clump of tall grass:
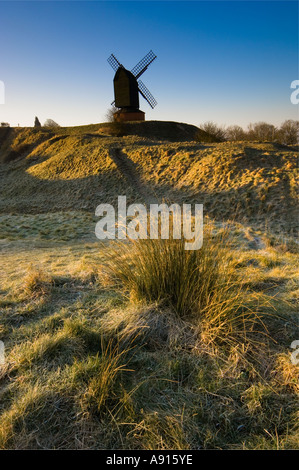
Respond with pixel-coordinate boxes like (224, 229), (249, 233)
(100, 224), (263, 346)
(100, 227), (218, 315)
(79, 338), (134, 416)
(22, 266), (53, 299)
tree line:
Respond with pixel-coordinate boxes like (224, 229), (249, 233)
(200, 120), (299, 145)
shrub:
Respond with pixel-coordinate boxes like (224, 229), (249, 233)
(104, 106), (126, 136)
(105, 106), (119, 123)
(43, 119), (60, 128)
(247, 122), (277, 141)
(277, 120), (299, 145)
(202, 120), (299, 144)
(226, 125), (246, 141)
(199, 121), (226, 142)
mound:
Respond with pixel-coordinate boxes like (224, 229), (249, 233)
(97, 120), (217, 142)
(0, 122), (297, 233)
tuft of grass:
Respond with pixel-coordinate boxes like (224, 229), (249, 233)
(129, 411), (191, 450)
(100, 225), (264, 348)
(21, 266), (53, 299)
(100, 226), (225, 315)
(273, 354), (299, 393)
(79, 339), (133, 416)
(8, 327), (84, 371)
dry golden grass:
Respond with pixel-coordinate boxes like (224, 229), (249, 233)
(99, 224), (265, 352)
(0, 125), (297, 234)
(0, 123), (298, 449)
(21, 266), (53, 299)
(0, 220), (298, 449)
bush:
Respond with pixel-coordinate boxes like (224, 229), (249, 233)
(201, 120), (298, 144)
(247, 122), (277, 141)
(105, 106), (119, 123)
(226, 125), (246, 141)
(200, 121), (226, 142)
(44, 119), (60, 128)
(277, 120), (299, 145)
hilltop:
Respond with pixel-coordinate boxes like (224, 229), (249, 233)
(0, 121), (297, 233)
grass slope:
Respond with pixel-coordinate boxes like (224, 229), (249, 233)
(0, 122), (298, 450)
(0, 123), (298, 233)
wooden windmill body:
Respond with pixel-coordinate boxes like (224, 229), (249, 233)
(107, 50), (157, 122)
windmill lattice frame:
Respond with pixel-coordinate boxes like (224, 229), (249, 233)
(107, 50), (157, 114)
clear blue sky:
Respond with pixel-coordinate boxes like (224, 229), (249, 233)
(1, 1), (298, 128)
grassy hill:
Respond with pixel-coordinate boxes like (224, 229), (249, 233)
(0, 122), (297, 233)
(0, 121), (298, 450)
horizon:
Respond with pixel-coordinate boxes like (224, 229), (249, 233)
(1, 0), (298, 128)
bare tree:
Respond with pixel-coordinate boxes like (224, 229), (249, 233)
(226, 125), (246, 141)
(278, 120), (299, 145)
(105, 106), (119, 123)
(247, 122), (277, 141)
(200, 121), (226, 141)
(44, 119), (60, 128)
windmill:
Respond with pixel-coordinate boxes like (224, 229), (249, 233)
(107, 50), (157, 122)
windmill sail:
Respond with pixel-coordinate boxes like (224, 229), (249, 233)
(138, 80), (157, 109)
(107, 51), (157, 113)
(107, 54), (123, 72)
(131, 50), (157, 79)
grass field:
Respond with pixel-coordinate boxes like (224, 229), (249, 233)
(0, 122), (298, 449)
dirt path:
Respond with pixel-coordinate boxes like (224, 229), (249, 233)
(109, 148), (158, 204)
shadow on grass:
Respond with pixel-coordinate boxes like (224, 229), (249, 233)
(0, 136), (297, 234)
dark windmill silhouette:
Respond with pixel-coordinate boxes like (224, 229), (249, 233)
(107, 50), (157, 122)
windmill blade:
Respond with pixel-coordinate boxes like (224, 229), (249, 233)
(107, 54), (123, 72)
(131, 50), (157, 79)
(138, 80), (157, 109)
